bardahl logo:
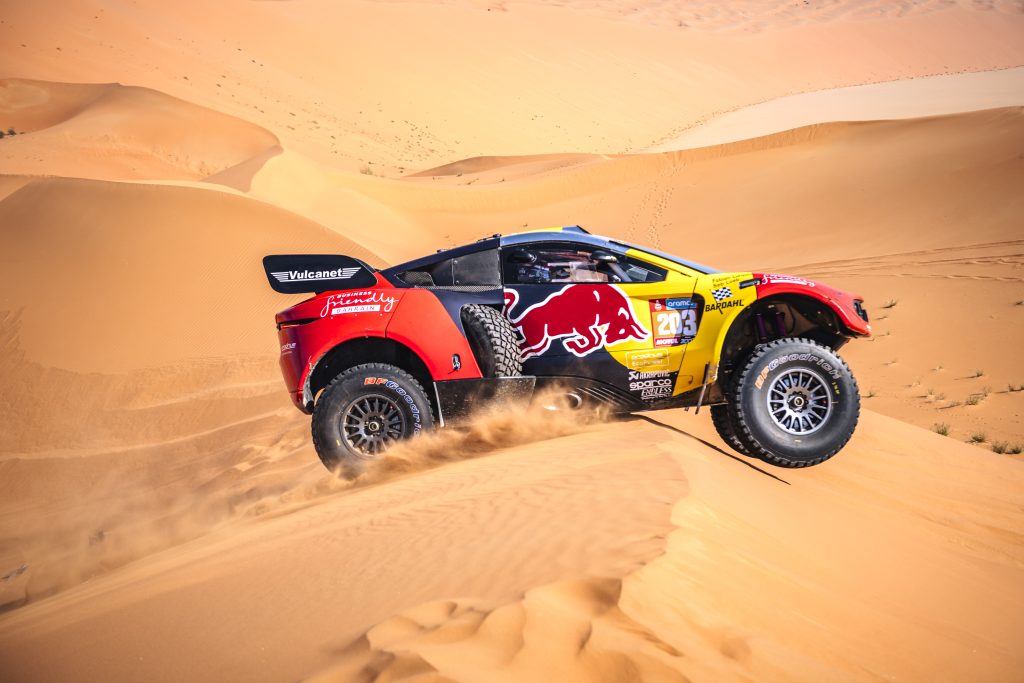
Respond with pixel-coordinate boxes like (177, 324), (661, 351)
(705, 299), (743, 313)
(271, 267), (360, 283)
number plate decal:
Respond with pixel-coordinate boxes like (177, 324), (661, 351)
(650, 298), (700, 348)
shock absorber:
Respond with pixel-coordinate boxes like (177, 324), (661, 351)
(774, 310), (787, 337)
(754, 313), (768, 343)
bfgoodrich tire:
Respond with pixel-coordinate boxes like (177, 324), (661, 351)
(729, 338), (860, 467)
(311, 363), (434, 476)
(710, 403), (751, 456)
(461, 304), (523, 377)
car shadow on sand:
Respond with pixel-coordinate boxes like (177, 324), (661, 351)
(627, 414), (791, 485)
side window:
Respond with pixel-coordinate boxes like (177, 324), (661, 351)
(503, 243), (666, 285)
(619, 259), (665, 283)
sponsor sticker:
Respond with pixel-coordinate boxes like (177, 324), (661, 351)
(281, 342), (297, 354)
(629, 369), (670, 380)
(320, 291), (397, 318)
(762, 274), (816, 288)
(625, 349), (671, 372)
(650, 298), (698, 347)
(711, 273), (745, 288)
(503, 285), (649, 359)
(704, 299), (743, 314)
(628, 377), (674, 400)
(271, 267), (360, 283)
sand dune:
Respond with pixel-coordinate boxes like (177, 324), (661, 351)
(1, 409), (1021, 682)
(648, 66), (1024, 152)
(0, 79), (279, 183)
(2, 1), (1024, 681)
(0, 176), (376, 373)
(3, 0), (1023, 172)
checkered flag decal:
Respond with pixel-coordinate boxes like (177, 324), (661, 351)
(711, 286), (732, 302)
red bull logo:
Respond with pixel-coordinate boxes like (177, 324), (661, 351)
(503, 285), (650, 360)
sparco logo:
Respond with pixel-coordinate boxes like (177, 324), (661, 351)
(271, 267), (360, 283)
(629, 376), (673, 399)
(705, 299), (742, 313)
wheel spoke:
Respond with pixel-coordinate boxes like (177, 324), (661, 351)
(340, 392), (410, 457)
(765, 367), (833, 435)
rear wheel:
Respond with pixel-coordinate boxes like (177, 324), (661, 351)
(311, 363), (434, 476)
(727, 338), (860, 468)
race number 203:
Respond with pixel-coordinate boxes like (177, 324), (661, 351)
(650, 298), (699, 348)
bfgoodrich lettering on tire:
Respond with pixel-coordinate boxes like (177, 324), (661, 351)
(728, 338), (860, 467)
(311, 363), (434, 477)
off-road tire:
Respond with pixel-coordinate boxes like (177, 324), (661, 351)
(461, 304), (523, 377)
(311, 363), (435, 477)
(710, 403), (751, 456)
(728, 338), (860, 468)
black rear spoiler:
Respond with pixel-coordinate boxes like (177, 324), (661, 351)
(262, 254), (378, 294)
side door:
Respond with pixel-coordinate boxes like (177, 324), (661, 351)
(500, 241), (698, 402)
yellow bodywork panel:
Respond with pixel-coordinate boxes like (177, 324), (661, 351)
(603, 247), (755, 396)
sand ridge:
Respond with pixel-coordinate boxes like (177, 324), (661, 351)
(1, 1), (1024, 680)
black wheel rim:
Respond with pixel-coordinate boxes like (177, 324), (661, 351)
(765, 368), (832, 435)
(341, 393), (407, 457)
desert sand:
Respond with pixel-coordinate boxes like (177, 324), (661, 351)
(2, 1), (1024, 681)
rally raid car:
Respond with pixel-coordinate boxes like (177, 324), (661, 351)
(265, 226), (870, 475)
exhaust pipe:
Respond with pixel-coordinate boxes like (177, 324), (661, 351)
(541, 391), (584, 411)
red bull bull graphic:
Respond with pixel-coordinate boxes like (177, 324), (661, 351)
(503, 285), (650, 360)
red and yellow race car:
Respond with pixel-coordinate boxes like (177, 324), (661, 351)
(265, 226), (870, 475)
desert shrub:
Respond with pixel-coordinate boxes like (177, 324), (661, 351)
(932, 423), (950, 436)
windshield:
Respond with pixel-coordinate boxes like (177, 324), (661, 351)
(611, 240), (719, 274)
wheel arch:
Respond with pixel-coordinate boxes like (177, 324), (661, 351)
(304, 336), (436, 415)
(715, 293), (855, 386)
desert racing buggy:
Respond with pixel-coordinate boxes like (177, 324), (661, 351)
(265, 226), (870, 475)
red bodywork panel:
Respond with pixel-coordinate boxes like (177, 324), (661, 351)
(275, 273), (483, 412)
(753, 273), (871, 337)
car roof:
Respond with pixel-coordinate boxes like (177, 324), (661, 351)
(382, 225), (718, 275)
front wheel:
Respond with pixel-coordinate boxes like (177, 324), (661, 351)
(311, 363), (435, 476)
(727, 338), (860, 468)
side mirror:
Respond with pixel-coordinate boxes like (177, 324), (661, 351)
(509, 249), (537, 264)
(591, 250), (619, 264)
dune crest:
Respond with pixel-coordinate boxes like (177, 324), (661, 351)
(306, 411), (1024, 683)
(0, 79), (279, 183)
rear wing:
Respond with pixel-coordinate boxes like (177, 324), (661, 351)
(262, 254), (378, 294)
